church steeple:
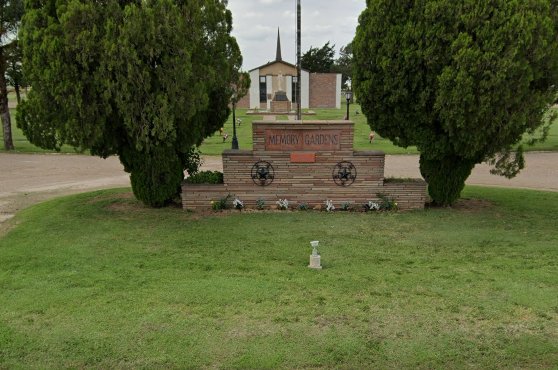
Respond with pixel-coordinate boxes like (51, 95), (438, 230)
(275, 28), (282, 61)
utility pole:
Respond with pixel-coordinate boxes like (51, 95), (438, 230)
(296, 0), (301, 121)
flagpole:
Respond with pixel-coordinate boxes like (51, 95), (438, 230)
(296, 0), (302, 121)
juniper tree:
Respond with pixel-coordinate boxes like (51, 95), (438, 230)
(18, 0), (243, 206)
(1, 0), (23, 150)
(301, 42), (336, 73)
(353, 0), (558, 205)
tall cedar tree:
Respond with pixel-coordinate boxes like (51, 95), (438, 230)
(354, 0), (558, 206)
(334, 42), (353, 88)
(18, 0), (244, 207)
(6, 40), (25, 105)
(301, 42), (335, 73)
(1, 0), (23, 150)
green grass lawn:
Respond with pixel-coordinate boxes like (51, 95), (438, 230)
(199, 104), (419, 156)
(1, 187), (557, 368)
(0, 109), (76, 153)
(2, 100), (558, 155)
(202, 104), (558, 155)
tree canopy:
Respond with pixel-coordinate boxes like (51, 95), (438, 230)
(334, 42), (352, 88)
(354, 0), (558, 205)
(18, 0), (244, 207)
(5, 40), (25, 104)
(301, 41), (335, 73)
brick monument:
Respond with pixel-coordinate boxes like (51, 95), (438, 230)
(182, 120), (427, 210)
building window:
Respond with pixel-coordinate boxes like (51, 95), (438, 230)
(259, 76), (267, 103)
(291, 76), (298, 103)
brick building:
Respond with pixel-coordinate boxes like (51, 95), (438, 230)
(236, 29), (342, 110)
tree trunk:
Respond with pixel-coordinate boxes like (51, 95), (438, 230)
(419, 154), (476, 206)
(0, 50), (15, 151)
(15, 83), (21, 105)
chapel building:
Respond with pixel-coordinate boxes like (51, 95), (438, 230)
(236, 29), (342, 110)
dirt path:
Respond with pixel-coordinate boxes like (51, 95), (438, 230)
(1, 152), (557, 226)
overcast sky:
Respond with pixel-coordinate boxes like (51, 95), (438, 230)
(227, 0), (367, 70)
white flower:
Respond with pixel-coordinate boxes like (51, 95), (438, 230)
(325, 200), (335, 212)
(368, 201), (380, 211)
(276, 198), (289, 210)
(233, 198), (244, 210)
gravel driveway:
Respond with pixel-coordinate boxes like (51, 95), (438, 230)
(1, 152), (557, 225)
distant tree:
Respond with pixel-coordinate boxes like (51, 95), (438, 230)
(18, 0), (244, 207)
(354, 0), (558, 206)
(0, 0), (23, 150)
(301, 41), (335, 73)
(230, 71), (250, 107)
(5, 40), (25, 104)
(334, 42), (353, 88)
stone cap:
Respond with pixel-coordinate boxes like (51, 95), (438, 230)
(222, 149), (253, 156)
(354, 150), (385, 156)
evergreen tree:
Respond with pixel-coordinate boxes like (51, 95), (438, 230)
(5, 40), (25, 104)
(334, 42), (352, 88)
(0, 0), (23, 150)
(18, 0), (243, 207)
(301, 41), (335, 73)
(354, 0), (558, 206)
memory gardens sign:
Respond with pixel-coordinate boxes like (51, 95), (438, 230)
(182, 120), (428, 211)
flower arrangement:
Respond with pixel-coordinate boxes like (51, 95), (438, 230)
(276, 198), (289, 210)
(325, 200), (335, 212)
(232, 198), (244, 211)
(256, 198), (266, 210)
(363, 201), (380, 212)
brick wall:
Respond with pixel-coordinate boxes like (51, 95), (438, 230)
(182, 120), (428, 211)
(309, 73), (337, 108)
(236, 94), (250, 109)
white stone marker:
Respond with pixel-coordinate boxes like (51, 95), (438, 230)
(308, 240), (322, 269)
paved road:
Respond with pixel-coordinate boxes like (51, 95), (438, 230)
(1, 152), (557, 224)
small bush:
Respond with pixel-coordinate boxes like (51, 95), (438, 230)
(384, 177), (418, 183)
(256, 198), (266, 210)
(212, 194), (232, 210)
(377, 193), (398, 211)
(298, 202), (309, 211)
(185, 171), (224, 184)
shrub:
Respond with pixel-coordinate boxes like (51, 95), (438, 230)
(377, 193), (398, 211)
(185, 171), (224, 184)
(297, 202), (309, 211)
(211, 194), (231, 211)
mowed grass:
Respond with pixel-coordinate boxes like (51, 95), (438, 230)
(202, 104), (558, 155)
(3, 98), (557, 154)
(199, 103), (419, 155)
(0, 109), (76, 153)
(0, 187), (557, 368)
